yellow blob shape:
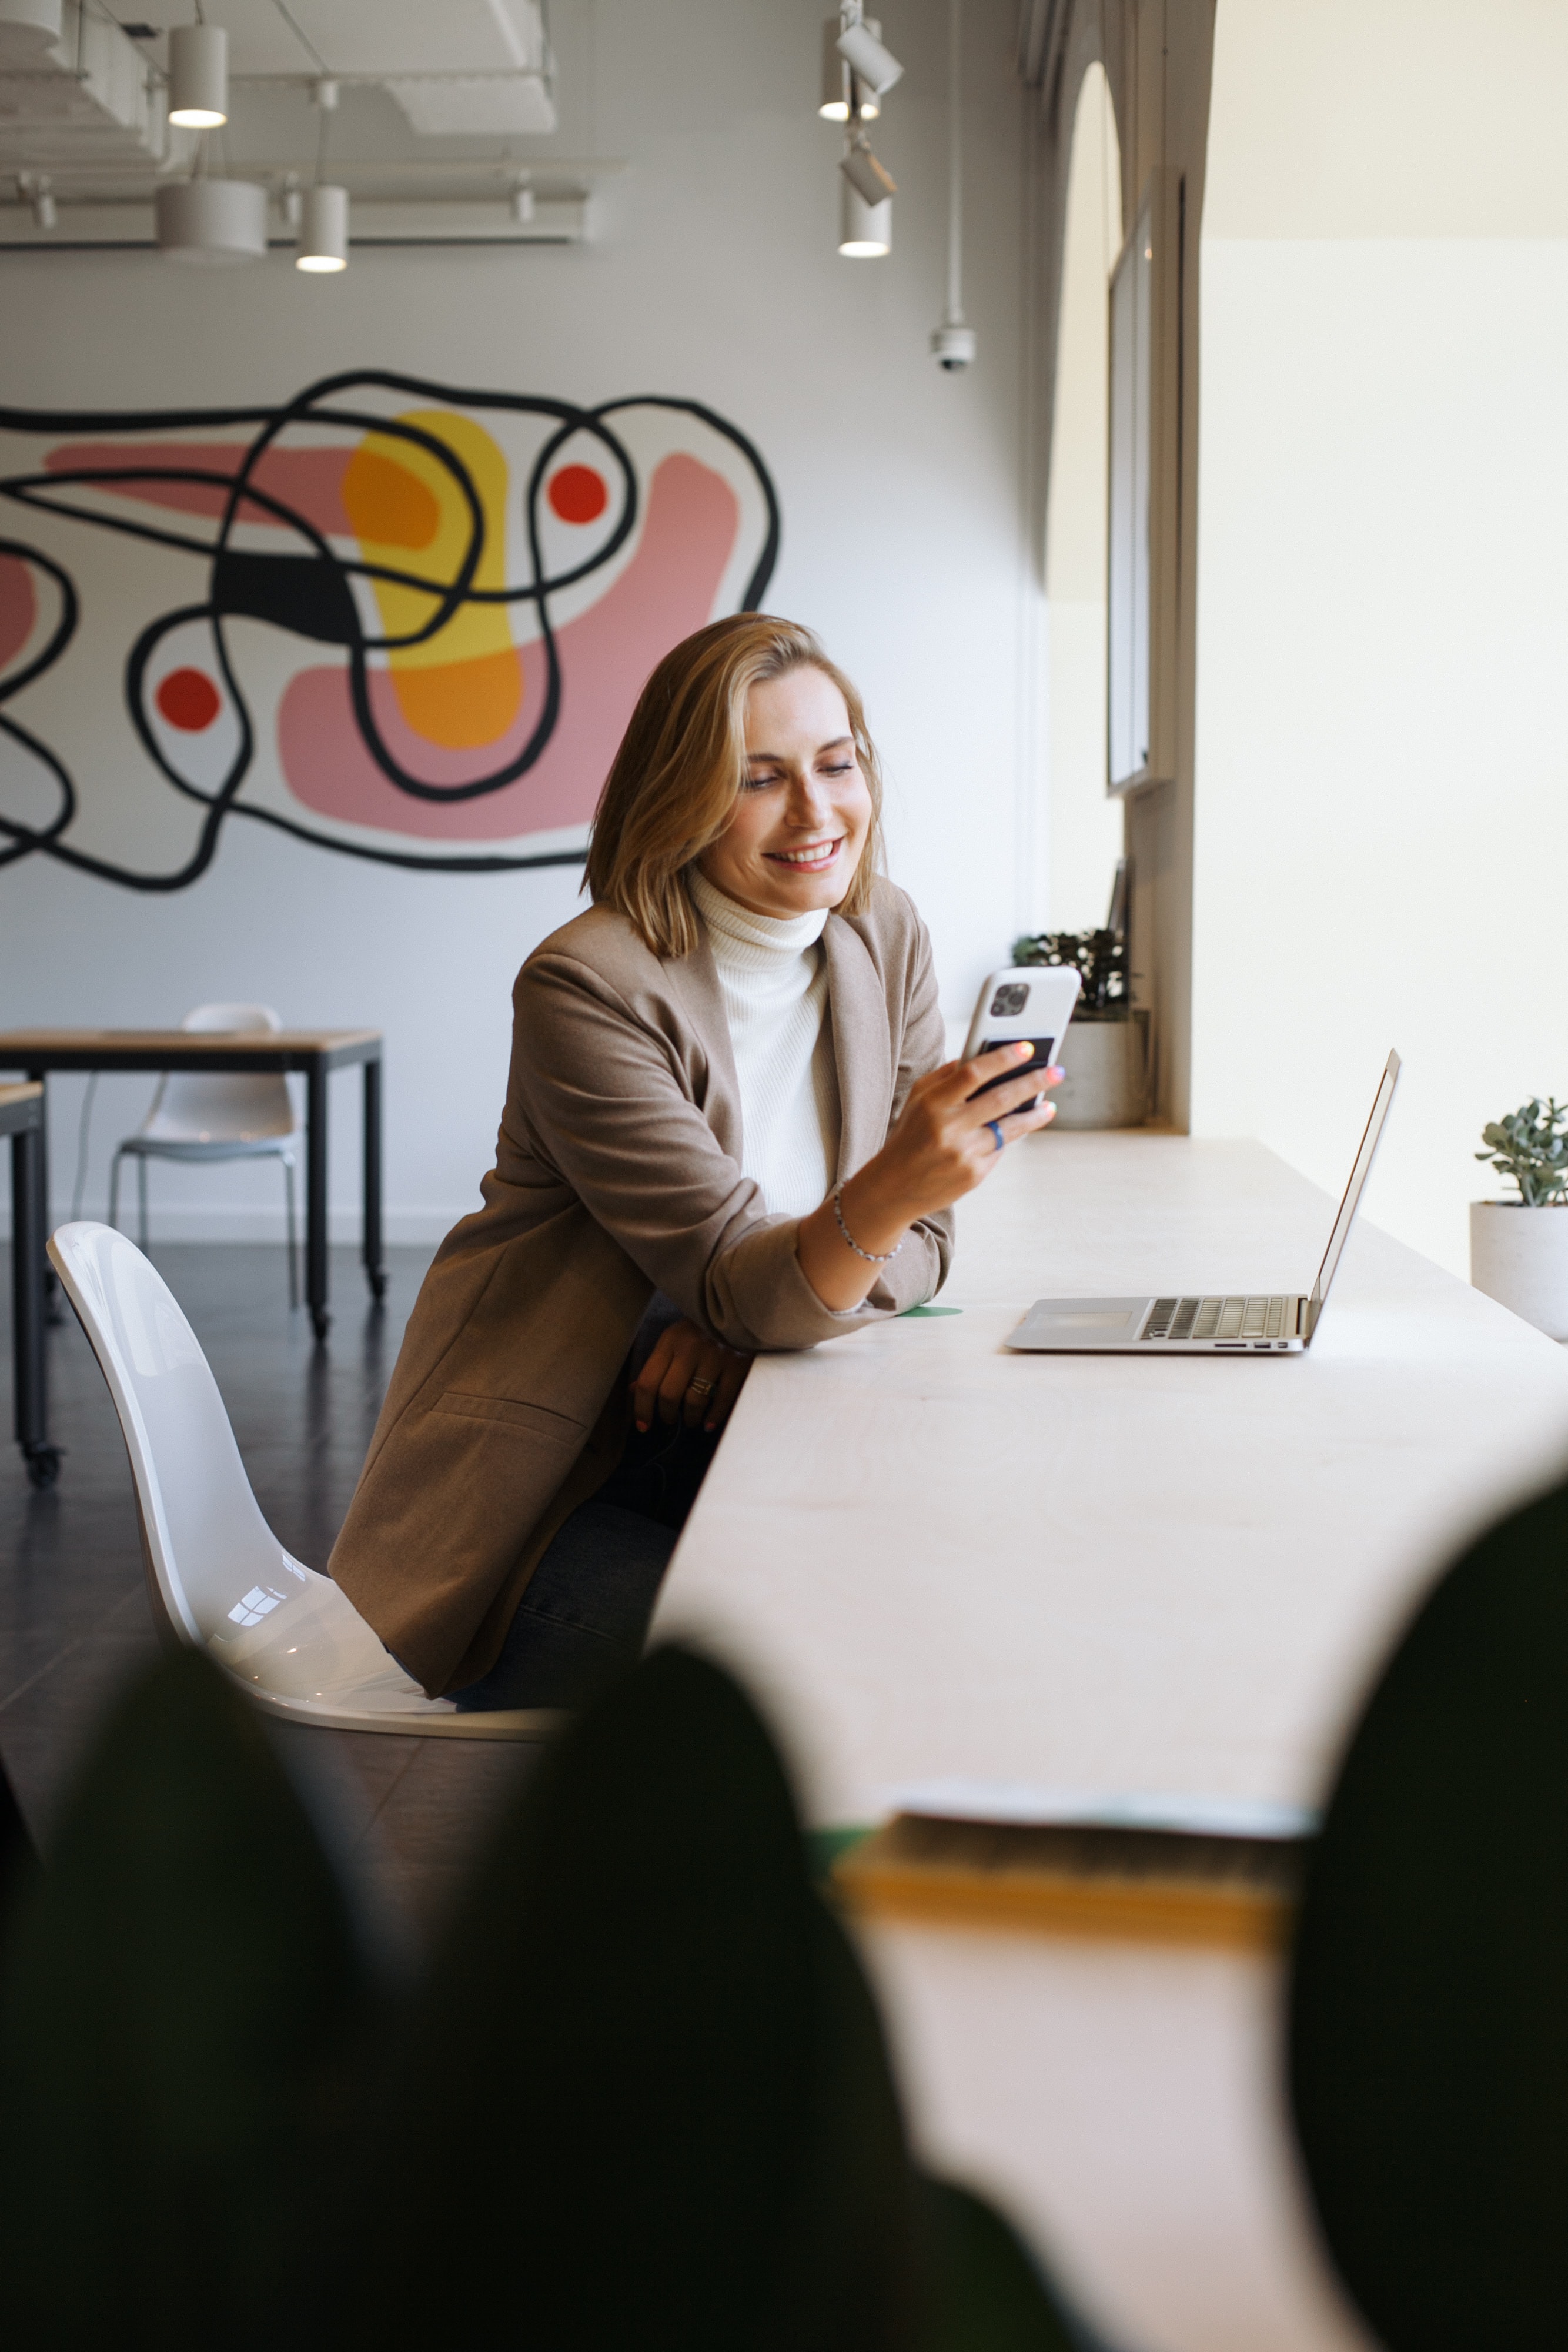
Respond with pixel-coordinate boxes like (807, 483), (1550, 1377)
(389, 649), (526, 751)
(340, 448), (440, 550)
(350, 409), (521, 749)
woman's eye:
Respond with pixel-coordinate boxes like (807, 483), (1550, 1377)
(744, 770), (782, 791)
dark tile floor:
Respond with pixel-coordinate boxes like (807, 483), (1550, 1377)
(0, 1242), (536, 1956)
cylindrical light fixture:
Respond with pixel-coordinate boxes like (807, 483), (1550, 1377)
(155, 178), (266, 265)
(30, 178), (56, 231)
(838, 178), (891, 258)
(818, 16), (850, 118)
(0, 0), (62, 59)
(511, 178), (534, 224)
(168, 22), (229, 128)
(835, 16), (904, 96)
(296, 182), (349, 272)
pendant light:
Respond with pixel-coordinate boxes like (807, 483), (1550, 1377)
(930, 0), (976, 369)
(0, 0), (62, 59)
(297, 182), (348, 272)
(296, 78), (349, 274)
(838, 178), (891, 259)
(156, 176), (266, 265)
(168, 21), (229, 128)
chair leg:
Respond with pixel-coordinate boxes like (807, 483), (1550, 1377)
(108, 1148), (123, 1234)
(282, 1153), (299, 1311)
(136, 1155), (149, 1253)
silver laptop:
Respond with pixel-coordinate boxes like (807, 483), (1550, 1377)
(1008, 1051), (1401, 1355)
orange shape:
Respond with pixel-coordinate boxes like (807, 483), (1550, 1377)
(390, 647), (522, 750)
(156, 667), (221, 731)
(341, 446), (442, 550)
(548, 463), (609, 524)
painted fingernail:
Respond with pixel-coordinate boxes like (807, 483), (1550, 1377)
(1015, 1040), (1032, 1056)
(1048, 1065), (1065, 1080)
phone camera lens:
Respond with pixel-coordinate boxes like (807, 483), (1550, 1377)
(989, 983), (1029, 1017)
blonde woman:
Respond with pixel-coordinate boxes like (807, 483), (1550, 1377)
(329, 616), (1060, 1708)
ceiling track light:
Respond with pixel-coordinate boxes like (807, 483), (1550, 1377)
(511, 176), (534, 224)
(297, 182), (348, 272)
(835, 11), (904, 98)
(19, 171), (56, 230)
(167, 21), (229, 129)
(840, 136), (895, 209)
(819, 14), (881, 121)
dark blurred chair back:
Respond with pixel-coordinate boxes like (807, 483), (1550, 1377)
(1289, 1474), (1568, 2347)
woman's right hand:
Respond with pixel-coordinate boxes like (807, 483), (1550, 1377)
(794, 1041), (1062, 1312)
(865, 1041), (1063, 1225)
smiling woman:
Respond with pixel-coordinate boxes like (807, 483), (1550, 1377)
(328, 616), (1061, 1711)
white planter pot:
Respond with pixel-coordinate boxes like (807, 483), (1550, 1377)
(1051, 1010), (1149, 1131)
(1470, 1201), (1568, 1339)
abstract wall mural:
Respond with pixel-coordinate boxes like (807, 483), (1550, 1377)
(0, 372), (780, 888)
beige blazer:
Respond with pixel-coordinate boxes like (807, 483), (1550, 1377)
(329, 876), (954, 1695)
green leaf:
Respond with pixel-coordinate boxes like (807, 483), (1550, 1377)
(0, 1649), (369, 2348)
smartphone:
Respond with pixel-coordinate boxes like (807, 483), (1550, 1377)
(962, 966), (1081, 1100)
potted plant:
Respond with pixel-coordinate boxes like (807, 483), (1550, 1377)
(1470, 1097), (1568, 1339)
(1011, 924), (1148, 1128)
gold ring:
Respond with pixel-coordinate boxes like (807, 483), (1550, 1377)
(687, 1375), (716, 1397)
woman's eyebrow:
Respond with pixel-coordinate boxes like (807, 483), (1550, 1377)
(745, 734), (854, 763)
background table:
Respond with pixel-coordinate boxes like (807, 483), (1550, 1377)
(654, 1131), (1568, 2352)
(0, 1030), (384, 1342)
(0, 1082), (52, 1488)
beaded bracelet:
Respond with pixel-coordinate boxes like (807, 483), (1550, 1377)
(832, 1182), (905, 1265)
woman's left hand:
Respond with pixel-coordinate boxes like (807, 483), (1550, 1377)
(631, 1317), (753, 1434)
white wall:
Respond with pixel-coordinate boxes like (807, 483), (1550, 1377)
(1193, 0), (1568, 1274)
(0, 0), (1034, 1240)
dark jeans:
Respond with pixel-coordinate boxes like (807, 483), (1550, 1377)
(449, 1420), (720, 1713)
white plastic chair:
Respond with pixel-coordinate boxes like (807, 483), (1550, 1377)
(48, 1221), (554, 1740)
(108, 1004), (300, 1307)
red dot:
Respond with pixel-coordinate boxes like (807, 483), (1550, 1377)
(156, 667), (222, 731)
(547, 464), (609, 524)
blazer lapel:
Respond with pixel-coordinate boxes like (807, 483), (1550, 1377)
(823, 914), (893, 1181)
(662, 925), (745, 1166)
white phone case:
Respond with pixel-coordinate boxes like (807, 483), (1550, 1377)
(962, 966), (1082, 1094)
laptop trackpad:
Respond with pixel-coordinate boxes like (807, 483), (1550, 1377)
(1008, 1298), (1150, 1349)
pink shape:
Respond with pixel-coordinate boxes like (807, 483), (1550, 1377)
(42, 441), (355, 537)
(0, 554), (36, 670)
(275, 453), (741, 841)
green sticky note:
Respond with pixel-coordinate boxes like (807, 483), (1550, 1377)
(901, 1304), (962, 1318)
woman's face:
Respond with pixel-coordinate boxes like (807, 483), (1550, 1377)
(698, 666), (874, 919)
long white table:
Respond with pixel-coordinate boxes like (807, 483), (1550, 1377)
(653, 1132), (1568, 2352)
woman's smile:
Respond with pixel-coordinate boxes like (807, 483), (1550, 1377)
(765, 836), (842, 870)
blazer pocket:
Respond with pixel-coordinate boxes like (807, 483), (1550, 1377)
(433, 1390), (585, 1443)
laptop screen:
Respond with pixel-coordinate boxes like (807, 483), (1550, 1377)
(1310, 1051), (1402, 1314)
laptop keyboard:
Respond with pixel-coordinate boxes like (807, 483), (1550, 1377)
(1143, 1295), (1295, 1342)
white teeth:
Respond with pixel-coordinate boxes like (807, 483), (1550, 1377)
(772, 841), (838, 866)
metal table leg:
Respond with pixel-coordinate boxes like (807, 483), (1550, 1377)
(306, 1060), (330, 1341)
(29, 1067), (62, 1326)
(363, 1054), (386, 1302)
(12, 1121), (58, 1488)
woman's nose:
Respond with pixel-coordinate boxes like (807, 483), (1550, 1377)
(785, 772), (832, 827)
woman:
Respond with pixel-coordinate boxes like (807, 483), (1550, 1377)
(329, 616), (1059, 1706)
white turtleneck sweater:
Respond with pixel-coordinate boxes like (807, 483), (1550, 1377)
(688, 868), (841, 1220)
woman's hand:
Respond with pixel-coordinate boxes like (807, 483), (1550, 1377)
(631, 1317), (753, 1435)
(795, 1041), (1064, 1312)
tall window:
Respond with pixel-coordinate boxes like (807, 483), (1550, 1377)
(1044, 62), (1124, 929)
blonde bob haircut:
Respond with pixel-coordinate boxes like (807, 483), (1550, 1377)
(584, 613), (884, 961)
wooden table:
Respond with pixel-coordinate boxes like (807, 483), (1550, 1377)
(0, 1082), (52, 1488)
(653, 1131), (1568, 2352)
(0, 1031), (385, 1342)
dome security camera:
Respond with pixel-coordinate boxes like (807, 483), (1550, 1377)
(931, 323), (977, 372)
